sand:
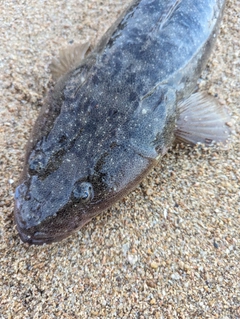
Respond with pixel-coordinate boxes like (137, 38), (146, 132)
(0, 0), (239, 318)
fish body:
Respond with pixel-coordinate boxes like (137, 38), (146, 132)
(15, 0), (227, 244)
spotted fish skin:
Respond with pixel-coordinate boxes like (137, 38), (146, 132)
(15, 0), (226, 244)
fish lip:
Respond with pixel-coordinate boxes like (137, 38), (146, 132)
(14, 211), (69, 245)
(15, 221), (68, 245)
(14, 203), (66, 245)
(14, 183), (70, 245)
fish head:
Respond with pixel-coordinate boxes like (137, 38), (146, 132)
(14, 136), (153, 245)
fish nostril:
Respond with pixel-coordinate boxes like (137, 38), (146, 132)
(28, 151), (47, 174)
(25, 193), (31, 201)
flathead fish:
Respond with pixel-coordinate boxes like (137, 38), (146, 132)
(14, 0), (230, 244)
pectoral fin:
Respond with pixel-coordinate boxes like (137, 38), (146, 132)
(50, 42), (92, 81)
(175, 92), (232, 146)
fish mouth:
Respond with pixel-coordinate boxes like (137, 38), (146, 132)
(15, 217), (70, 245)
(18, 231), (67, 245)
(14, 201), (70, 245)
(14, 182), (74, 245)
(16, 225), (49, 245)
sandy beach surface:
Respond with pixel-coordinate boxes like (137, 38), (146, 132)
(0, 0), (239, 318)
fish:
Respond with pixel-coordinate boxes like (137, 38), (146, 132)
(14, 0), (230, 245)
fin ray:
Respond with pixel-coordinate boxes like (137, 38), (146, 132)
(175, 92), (232, 146)
(50, 42), (92, 81)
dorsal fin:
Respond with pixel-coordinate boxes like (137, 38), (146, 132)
(49, 42), (92, 81)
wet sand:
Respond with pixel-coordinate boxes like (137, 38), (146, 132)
(0, 0), (239, 318)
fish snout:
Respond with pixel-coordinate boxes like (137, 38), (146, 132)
(14, 183), (50, 245)
(14, 204), (64, 245)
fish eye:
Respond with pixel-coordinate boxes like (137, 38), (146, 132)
(72, 182), (94, 203)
